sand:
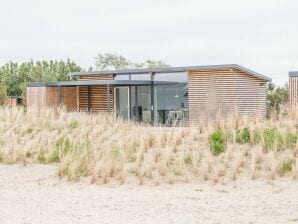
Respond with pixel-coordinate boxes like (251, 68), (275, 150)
(0, 164), (297, 224)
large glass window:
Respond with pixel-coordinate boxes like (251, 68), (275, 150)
(113, 71), (188, 126)
(154, 84), (188, 126)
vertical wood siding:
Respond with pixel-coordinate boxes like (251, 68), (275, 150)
(188, 68), (267, 126)
(26, 87), (47, 109)
(78, 75), (114, 112)
(289, 76), (298, 107)
(26, 86), (77, 111)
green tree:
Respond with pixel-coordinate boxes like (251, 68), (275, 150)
(0, 84), (7, 106)
(267, 82), (288, 116)
(94, 52), (170, 70)
(0, 59), (82, 97)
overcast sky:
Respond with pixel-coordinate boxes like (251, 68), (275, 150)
(0, 0), (297, 85)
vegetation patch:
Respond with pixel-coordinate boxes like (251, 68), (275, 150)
(236, 127), (250, 144)
(68, 119), (79, 129)
(280, 160), (295, 173)
(209, 130), (226, 155)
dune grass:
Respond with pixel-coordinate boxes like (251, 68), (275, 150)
(0, 106), (297, 184)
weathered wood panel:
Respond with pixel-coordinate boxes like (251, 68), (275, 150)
(26, 86), (77, 111)
(188, 68), (267, 126)
(26, 87), (47, 109)
(289, 76), (298, 107)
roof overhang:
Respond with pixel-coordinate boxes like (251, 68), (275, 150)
(71, 64), (272, 82)
(27, 80), (185, 87)
(289, 71), (298, 77)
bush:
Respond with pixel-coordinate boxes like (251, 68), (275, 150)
(236, 127), (250, 144)
(262, 128), (282, 150)
(183, 155), (192, 165)
(280, 160), (295, 173)
(48, 148), (60, 163)
(209, 130), (226, 155)
(37, 152), (46, 163)
(284, 133), (298, 149)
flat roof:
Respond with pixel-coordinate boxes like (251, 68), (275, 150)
(289, 71), (298, 77)
(71, 64), (272, 82)
(27, 80), (184, 87)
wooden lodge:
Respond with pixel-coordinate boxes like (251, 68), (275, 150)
(27, 64), (271, 126)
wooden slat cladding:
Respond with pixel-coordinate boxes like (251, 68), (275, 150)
(77, 74), (114, 112)
(188, 68), (267, 126)
(289, 76), (298, 107)
(78, 86), (114, 112)
(61, 87), (77, 111)
(78, 75), (113, 81)
(91, 86), (114, 112)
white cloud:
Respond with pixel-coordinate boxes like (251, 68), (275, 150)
(0, 0), (298, 85)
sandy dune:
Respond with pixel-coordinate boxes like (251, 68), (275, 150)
(0, 164), (297, 224)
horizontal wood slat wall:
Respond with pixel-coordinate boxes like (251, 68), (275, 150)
(79, 75), (113, 80)
(289, 76), (298, 107)
(78, 74), (114, 112)
(188, 68), (267, 126)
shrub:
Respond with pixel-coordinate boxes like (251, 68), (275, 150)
(280, 160), (295, 173)
(48, 148), (60, 163)
(236, 127), (250, 144)
(55, 137), (72, 154)
(284, 133), (298, 149)
(25, 151), (32, 158)
(26, 128), (33, 134)
(37, 152), (46, 163)
(209, 130), (226, 155)
(253, 131), (262, 145)
(183, 155), (192, 165)
(262, 128), (282, 150)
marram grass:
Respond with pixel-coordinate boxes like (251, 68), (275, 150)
(0, 106), (297, 184)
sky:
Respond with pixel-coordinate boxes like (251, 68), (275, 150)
(0, 0), (297, 85)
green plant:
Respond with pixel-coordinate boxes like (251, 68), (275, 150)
(262, 128), (281, 150)
(280, 160), (295, 173)
(236, 127), (250, 144)
(26, 128), (33, 134)
(48, 148), (60, 163)
(110, 148), (121, 160)
(25, 151), (32, 158)
(69, 119), (79, 129)
(183, 155), (192, 165)
(209, 130), (226, 155)
(253, 131), (262, 145)
(127, 149), (137, 163)
(55, 137), (72, 154)
(37, 152), (46, 163)
(284, 133), (298, 149)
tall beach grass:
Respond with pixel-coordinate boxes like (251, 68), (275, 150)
(0, 106), (297, 184)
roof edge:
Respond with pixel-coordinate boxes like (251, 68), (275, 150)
(70, 64), (271, 82)
(289, 71), (298, 77)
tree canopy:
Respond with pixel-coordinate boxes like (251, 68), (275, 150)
(0, 59), (82, 99)
(267, 82), (288, 116)
(94, 52), (170, 70)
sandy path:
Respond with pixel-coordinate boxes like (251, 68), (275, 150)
(0, 164), (297, 224)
